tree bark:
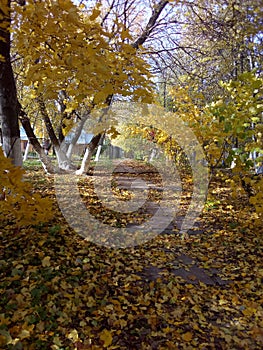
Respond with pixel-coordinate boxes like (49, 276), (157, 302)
(66, 112), (89, 160)
(23, 141), (30, 161)
(0, 0), (22, 166)
(37, 97), (76, 170)
(20, 114), (57, 173)
(94, 134), (105, 161)
(132, 0), (169, 49)
(57, 90), (67, 144)
(76, 134), (101, 175)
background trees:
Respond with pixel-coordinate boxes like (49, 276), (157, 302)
(8, 0), (171, 173)
(1, 0), (262, 197)
(148, 0), (263, 104)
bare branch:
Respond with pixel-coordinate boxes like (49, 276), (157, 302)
(101, 0), (116, 26)
(132, 0), (169, 49)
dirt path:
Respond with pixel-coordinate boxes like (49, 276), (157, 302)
(99, 159), (229, 286)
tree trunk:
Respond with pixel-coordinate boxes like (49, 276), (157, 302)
(23, 141), (30, 161)
(76, 134), (101, 175)
(0, 0), (22, 166)
(94, 133), (105, 161)
(57, 123), (65, 144)
(37, 98), (75, 170)
(20, 114), (57, 173)
(57, 90), (67, 144)
(94, 145), (102, 161)
(66, 113), (89, 160)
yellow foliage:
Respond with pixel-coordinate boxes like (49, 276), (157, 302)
(11, 0), (153, 146)
(249, 177), (263, 223)
(99, 329), (113, 347)
(182, 331), (193, 341)
(0, 149), (53, 226)
(13, 0), (153, 111)
(168, 77), (263, 220)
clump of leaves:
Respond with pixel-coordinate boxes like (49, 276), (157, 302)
(0, 149), (54, 226)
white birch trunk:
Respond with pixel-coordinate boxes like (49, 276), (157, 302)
(23, 141), (30, 161)
(55, 147), (72, 171)
(75, 147), (92, 175)
(76, 134), (101, 175)
(66, 143), (74, 160)
(95, 145), (102, 162)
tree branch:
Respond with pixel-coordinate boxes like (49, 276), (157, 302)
(132, 0), (169, 49)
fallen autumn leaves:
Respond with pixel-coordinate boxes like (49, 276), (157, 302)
(0, 164), (262, 349)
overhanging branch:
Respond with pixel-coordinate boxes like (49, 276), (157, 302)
(132, 0), (169, 49)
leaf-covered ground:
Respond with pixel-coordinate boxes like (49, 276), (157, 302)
(0, 162), (262, 349)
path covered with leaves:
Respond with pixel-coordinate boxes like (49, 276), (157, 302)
(0, 163), (262, 349)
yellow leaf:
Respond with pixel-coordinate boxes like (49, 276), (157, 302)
(18, 329), (30, 340)
(53, 336), (63, 346)
(0, 330), (12, 345)
(182, 331), (193, 341)
(0, 315), (10, 327)
(242, 308), (255, 317)
(100, 329), (113, 347)
(89, 8), (100, 21)
(121, 29), (131, 41)
(16, 294), (25, 306)
(93, 90), (107, 105)
(42, 256), (51, 267)
(67, 329), (79, 342)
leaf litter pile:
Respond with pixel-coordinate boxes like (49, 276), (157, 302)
(0, 161), (262, 349)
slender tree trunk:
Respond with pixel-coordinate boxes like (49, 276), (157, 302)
(57, 90), (67, 144)
(94, 145), (102, 161)
(57, 123), (65, 144)
(76, 134), (101, 175)
(23, 141), (30, 161)
(0, 0), (22, 166)
(75, 99), (112, 173)
(20, 114), (57, 173)
(66, 113), (89, 159)
(37, 98), (76, 170)
(94, 134), (105, 161)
